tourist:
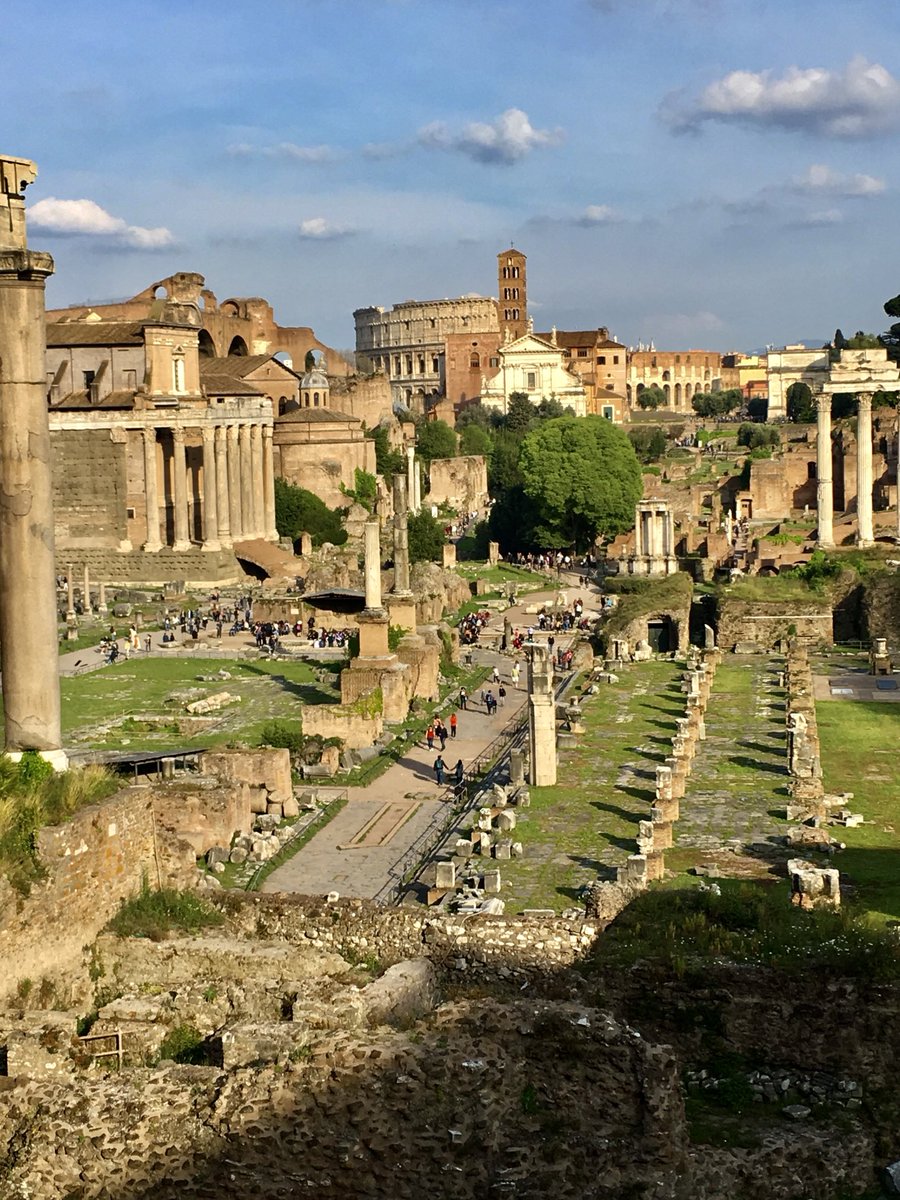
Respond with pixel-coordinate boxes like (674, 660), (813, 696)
(433, 754), (446, 786)
(459, 686), (468, 710)
(450, 712), (457, 739)
(511, 662), (521, 689)
(453, 759), (464, 793)
(426, 724), (435, 750)
(435, 719), (447, 751)
(498, 684), (507, 707)
(491, 664), (501, 684)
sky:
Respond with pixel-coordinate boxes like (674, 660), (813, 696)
(5, 0), (900, 354)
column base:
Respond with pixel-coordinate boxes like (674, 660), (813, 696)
(5, 748), (69, 772)
(143, 540), (163, 553)
(172, 540), (192, 553)
(201, 540), (222, 553)
(856, 538), (875, 549)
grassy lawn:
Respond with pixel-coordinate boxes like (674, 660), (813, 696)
(53, 657), (339, 753)
(496, 660), (684, 912)
(817, 696), (900, 923)
(453, 562), (549, 589)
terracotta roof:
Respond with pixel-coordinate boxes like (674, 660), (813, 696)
(200, 371), (264, 397)
(538, 330), (626, 349)
(46, 321), (145, 347)
(276, 405), (358, 424)
(201, 355), (300, 379)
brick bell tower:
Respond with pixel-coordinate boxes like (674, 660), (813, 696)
(497, 246), (527, 341)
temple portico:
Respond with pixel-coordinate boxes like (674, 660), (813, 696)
(620, 499), (678, 576)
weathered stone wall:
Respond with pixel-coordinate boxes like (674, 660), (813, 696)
(718, 597), (833, 650)
(328, 372), (395, 429)
(0, 788), (160, 1003)
(426, 454), (488, 512)
(50, 428), (127, 549)
(301, 702), (383, 749)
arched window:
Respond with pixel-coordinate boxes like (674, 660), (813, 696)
(313, 392), (320, 406)
(662, 370), (671, 382)
(470, 353), (480, 369)
(664, 384), (671, 402)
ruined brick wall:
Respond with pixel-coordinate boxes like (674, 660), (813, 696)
(329, 372), (394, 428)
(0, 788), (160, 1003)
(718, 598), (833, 650)
(426, 454), (488, 512)
(50, 427), (128, 549)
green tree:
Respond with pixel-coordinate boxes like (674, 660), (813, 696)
(304, 349), (317, 372)
(416, 419), (457, 464)
(488, 483), (540, 553)
(456, 400), (496, 431)
(505, 392), (535, 433)
(628, 426), (667, 463)
(488, 428), (524, 495)
(459, 423), (493, 458)
(691, 388), (742, 418)
(636, 384), (667, 410)
(407, 509), (445, 563)
(274, 478), (347, 547)
(737, 423), (780, 450)
(786, 381), (815, 423)
(517, 415), (642, 550)
(535, 396), (568, 420)
(366, 424), (405, 479)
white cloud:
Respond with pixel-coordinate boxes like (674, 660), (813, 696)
(787, 208), (844, 228)
(791, 163), (885, 197)
(28, 197), (173, 249)
(663, 57), (900, 138)
(228, 141), (337, 162)
(577, 204), (623, 226)
(298, 217), (356, 240)
(419, 108), (564, 164)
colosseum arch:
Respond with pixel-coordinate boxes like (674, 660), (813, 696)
(227, 335), (248, 357)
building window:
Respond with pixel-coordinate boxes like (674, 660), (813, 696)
(613, 355), (619, 364)
(489, 356), (499, 368)
(602, 406), (614, 420)
(432, 356), (439, 372)
(470, 353), (480, 369)
(313, 392), (320, 406)
(662, 370), (670, 382)
(527, 372), (536, 389)
(675, 355), (681, 364)
(83, 370), (95, 391)
(418, 357), (425, 374)
(512, 309), (519, 320)
(511, 287), (519, 299)
(597, 355), (606, 365)
(577, 348), (588, 358)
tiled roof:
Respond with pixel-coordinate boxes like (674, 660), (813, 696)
(51, 389), (137, 410)
(46, 321), (144, 347)
(277, 406), (357, 424)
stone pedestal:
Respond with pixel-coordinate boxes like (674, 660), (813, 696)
(442, 543), (457, 568)
(0, 157), (64, 760)
(357, 610), (390, 660)
(528, 646), (557, 787)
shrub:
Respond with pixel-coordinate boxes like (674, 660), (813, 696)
(106, 883), (224, 941)
(157, 1024), (209, 1065)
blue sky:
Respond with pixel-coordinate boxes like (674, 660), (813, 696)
(7, 0), (900, 353)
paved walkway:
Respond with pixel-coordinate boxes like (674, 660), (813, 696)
(263, 576), (598, 899)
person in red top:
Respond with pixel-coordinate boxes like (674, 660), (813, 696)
(426, 724), (435, 750)
(450, 712), (458, 739)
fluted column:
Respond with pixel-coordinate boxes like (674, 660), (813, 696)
(262, 424), (278, 541)
(171, 426), (191, 551)
(201, 425), (220, 551)
(214, 426), (232, 547)
(857, 392), (874, 547)
(634, 509), (644, 556)
(227, 424), (242, 539)
(239, 424), (253, 540)
(142, 426), (162, 550)
(815, 394), (834, 548)
(250, 423), (264, 538)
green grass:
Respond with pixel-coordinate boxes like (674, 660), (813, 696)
(723, 575), (824, 602)
(453, 563), (549, 589)
(105, 883), (224, 940)
(496, 660), (684, 911)
(817, 696), (900, 922)
(51, 657), (338, 752)
(591, 880), (900, 981)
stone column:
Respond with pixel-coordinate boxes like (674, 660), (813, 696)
(142, 426), (162, 551)
(528, 645), (557, 787)
(0, 156), (64, 758)
(98, 581), (107, 617)
(856, 392), (874, 547)
(66, 564), (76, 624)
(634, 507), (644, 556)
(250, 423), (264, 538)
(82, 564), (90, 614)
(262, 424), (278, 541)
(815, 394), (834, 548)
(406, 445), (418, 514)
(201, 425), (220, 551)
(171, 427), (191, 551)
(214, 425), (232, 548)
(227, 424), (242, 539)
(239, 424), (254, 540)
(413, 459), (422, 513)
(392, 473), (411, 593)
(364, 517), (383, 610)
